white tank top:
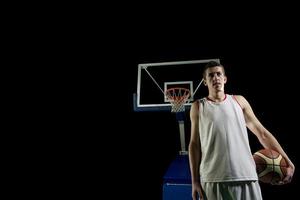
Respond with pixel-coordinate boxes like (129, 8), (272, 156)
(198, 94), (258, 182)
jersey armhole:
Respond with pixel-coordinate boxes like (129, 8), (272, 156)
(196, 99), (200, 111)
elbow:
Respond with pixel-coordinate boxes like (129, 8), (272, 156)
(257, 130), (274, 145)
(188, 142), (193, 152)
(259, 131), (268, 140)
(189, 141), (200, 152)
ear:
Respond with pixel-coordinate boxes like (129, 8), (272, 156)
(224, 76), (227, 84)
(203, 79), (207, 86)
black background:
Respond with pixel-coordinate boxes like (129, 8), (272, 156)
(12, 3), (300, 199)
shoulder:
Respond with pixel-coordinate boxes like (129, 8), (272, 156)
(231, 94), (245, 101)
(191, 98), (206, 107)
(231, 95), (250, 109)
(191, 99), (199, 107)
(190, 100), (201, 112)
(190, 100), (200, 119)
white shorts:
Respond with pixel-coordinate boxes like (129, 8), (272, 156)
(200, 181), (263, 200)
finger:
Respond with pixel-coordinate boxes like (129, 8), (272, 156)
(192, 193), (197, 200)
(283, 176), (292, 183)
(199, 194), (204, 200)
(271, 180), (284, 185)
(278, 181), (284, 185)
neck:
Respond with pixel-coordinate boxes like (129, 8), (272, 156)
(208, 92), (226, 102)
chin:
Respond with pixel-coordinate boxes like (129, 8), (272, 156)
(214, 86), (223, 90)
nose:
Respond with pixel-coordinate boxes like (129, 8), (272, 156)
(213, 73), (219, 80)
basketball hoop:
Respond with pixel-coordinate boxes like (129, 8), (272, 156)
(165, 87), (191, 112)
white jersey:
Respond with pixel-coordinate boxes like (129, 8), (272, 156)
(198, 94), (258, 182)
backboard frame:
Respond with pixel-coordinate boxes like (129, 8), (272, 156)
(134, 59), (220, 112)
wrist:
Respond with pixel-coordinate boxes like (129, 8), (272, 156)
(192, 179), (200, 184)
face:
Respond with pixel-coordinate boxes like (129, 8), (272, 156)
(203, 66), (227, 92)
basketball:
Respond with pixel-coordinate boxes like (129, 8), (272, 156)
(253, 149), (287, 184)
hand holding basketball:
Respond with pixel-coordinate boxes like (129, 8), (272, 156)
(253, 149), (290, 185)
(282, 159), (295, 184)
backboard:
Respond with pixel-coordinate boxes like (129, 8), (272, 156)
(133, 59), (221, 112)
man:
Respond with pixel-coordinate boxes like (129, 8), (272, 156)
(188, 61), (295, 200)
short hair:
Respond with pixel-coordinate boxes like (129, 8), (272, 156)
(202, 61), (225, 78)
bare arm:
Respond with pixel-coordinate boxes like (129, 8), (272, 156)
(188, 101), (204, 199)
(235, 95), (295, 184)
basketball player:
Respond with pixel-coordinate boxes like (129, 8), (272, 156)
(189, 61), (295, 200)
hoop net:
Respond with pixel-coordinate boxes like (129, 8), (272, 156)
(165, 87), (191, 112)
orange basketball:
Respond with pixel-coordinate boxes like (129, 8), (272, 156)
(253, 149), (287, 184)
